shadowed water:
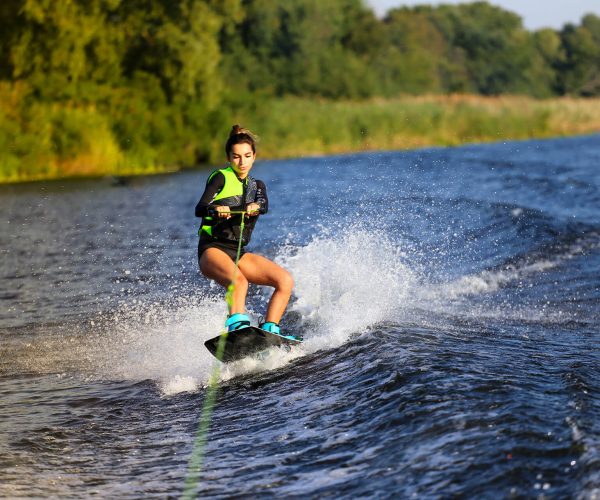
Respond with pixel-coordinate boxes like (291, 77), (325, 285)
(1, 135), (599, 498)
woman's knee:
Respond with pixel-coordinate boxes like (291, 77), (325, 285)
(233, 272), (249, 291)
(276, 270), (294, 294)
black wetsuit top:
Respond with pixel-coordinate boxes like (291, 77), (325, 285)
(195, 171), (268, 246)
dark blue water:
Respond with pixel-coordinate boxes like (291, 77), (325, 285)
(1, 135), (599, 498)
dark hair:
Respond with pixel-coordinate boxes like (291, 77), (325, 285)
(225, 125), (257, 157)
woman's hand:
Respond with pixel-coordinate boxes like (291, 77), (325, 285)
(215, 206), (232, 219)
(246, 203), (260, 216)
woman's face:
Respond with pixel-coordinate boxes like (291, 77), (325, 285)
(228, 143), (256, 179)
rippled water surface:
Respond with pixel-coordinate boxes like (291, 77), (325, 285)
(1, 135), (599, 498)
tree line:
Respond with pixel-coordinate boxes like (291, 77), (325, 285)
(1, 0), (599, 179)
(219, 0), (600, 98)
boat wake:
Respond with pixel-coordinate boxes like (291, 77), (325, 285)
(2, 223), (596, 395)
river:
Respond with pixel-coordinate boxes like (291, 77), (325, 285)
(1, 135), (599, 497)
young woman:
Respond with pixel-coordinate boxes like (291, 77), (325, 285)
(195, 125), (294, 335)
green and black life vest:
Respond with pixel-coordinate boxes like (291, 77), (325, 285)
(199, 166), (259, 245)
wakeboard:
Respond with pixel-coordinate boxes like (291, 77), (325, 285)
(204, 326), (302, 363)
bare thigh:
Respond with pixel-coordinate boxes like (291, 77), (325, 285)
(199, 247), (243, 287)
(238, 253), (292, 288)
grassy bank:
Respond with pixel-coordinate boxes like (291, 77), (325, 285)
(2, 93), (600, 183)
(246, 95), (600, 158)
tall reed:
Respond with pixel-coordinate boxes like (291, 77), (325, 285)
(2, 92), (600, 183)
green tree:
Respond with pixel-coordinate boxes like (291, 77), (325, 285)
(382, 7), (447, 94)
(430, 2), (535, 95)
(222, 0), (376, 99)
(0, 1), (22, 80)
(119, 0), (236, 105)
(9, 0), (125, 99)
(2, 0), (239, 172)
(528, 28), (563, 96)
(557, 21), (600, 95)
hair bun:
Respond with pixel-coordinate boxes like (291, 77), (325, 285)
(225, 124), (258, 156)
(230, 124), (251, 137)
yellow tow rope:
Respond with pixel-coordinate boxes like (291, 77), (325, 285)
(183, 211), (246, 499)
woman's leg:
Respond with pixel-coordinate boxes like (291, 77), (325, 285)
(238, 253), (294, 324)
(199, 248), (248, 314)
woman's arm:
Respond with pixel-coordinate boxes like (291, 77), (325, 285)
(195, 172), (225, 217)
(254, 180), (268, 215)
(246, 180), (268, 216)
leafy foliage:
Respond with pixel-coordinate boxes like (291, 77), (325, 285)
(1, 0), (600, 180)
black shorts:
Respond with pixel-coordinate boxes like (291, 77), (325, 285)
(198, 237), (246, 264)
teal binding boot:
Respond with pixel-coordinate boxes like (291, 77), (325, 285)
(259, 321), (280, 335)
(225, 313), (251, 332)
(259, 321), (303, 341)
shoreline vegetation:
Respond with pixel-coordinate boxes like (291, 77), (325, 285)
(1, 94), (600, 184)
(250, 95), (600, 158)
(2, 1), (600, 184)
